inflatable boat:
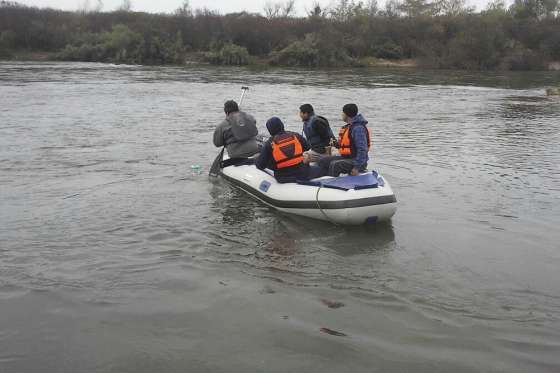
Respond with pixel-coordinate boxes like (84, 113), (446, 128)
(219, 159), (397, 225)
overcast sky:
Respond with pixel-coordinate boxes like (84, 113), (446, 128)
(17, 0), (498, 15)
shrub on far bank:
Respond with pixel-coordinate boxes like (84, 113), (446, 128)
(55, 25), (186, 65)
(204, 44), (251, 65)
(502, 45), (546, 71)
(269, 35), (319, 66)
(0, 30), (16, 58)
(374, 41), (404, 60)
(57, 43), (105, 61)
(270, 33), (355, 67)
(2, 1), (559, 71)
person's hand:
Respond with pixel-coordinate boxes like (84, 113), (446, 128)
(350, 168), (360, 176)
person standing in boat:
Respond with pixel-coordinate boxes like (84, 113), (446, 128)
(255, 117), (322, 184)
(319, 104), (371, 177)
(213, 100), (259, 165)
(299, 104), (335, 164)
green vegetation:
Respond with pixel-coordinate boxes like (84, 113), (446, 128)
(204, 43), (251, 65)
(0, 29), (16, 58)
(270, 33), (355, 67)
(55, 25), (186, 64)
(1, 0), (559, 70)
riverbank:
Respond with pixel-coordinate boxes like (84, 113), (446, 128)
(0, 49), (418, 69)
(2, 50), (53, 61)
(4, 51), (560, 72)
(2, 2), (560, 72)
(4, 50), (560, 71)
(359, 57), (418, 68)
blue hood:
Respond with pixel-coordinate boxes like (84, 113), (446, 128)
(266, 117), (285, 136)
(351, 114), (368, 127)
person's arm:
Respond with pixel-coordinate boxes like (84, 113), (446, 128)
(351, 126), (368, 172)
(333, 126), (345, 148)
(255, 141), (272, 170)
(296, 134), (310, 152)
(213, 120), (226, 147)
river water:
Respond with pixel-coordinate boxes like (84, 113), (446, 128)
(1, 61), (559, 372)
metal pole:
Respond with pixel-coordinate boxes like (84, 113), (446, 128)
(238, 86), (249, 107)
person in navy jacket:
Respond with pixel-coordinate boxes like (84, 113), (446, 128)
(299, 104), (335, 163)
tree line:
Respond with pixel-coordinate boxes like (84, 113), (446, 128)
(0, 0), (559, 70)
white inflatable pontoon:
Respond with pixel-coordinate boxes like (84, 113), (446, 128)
(219, 160), (397, 225)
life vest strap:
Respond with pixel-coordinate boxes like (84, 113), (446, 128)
(277, 155), (305, 169)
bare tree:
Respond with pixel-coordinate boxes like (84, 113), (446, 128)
(175, 0), (192, 16)
(79, 0), (90, 13)
(383, 0), (402, 17)
(330, 0), (367, 21)
(435, 0), (474, 15)
(366, 0), (379, 15)
(281, 0), (296, 17)
(0, 1), (21, 7)
(117, 0), (132, 12)
(264, 1), (282, 18)
(264, 1), (296, 18)
(307, 1), (325, 17)
(78, 0), (102, 13)
(485, 0), (506, 11)
(397, 0), (437, 17)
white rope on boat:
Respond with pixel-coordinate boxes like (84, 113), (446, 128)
(315, 185), (339, 226)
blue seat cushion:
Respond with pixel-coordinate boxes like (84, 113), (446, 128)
(297, 171), (381, 191)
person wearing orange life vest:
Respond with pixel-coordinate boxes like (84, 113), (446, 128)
(255, 117), (322, 184)
(319, 103), (371, 177)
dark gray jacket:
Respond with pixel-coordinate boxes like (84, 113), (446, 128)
(213, 111), (259, 158)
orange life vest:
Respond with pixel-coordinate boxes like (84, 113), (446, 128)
(271, 133), (304, 170)
(338, 124), (371, 157)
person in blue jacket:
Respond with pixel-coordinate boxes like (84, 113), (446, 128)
(256, 117), (322, 184)
(319, 104), (371, 177)
(299, 104), (335, 163)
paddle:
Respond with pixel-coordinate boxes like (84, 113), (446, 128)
(209, 86), (250, 177)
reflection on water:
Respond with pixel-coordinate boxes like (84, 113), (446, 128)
(2, 61), (560, 90)
(209, 182), (262, 227)
(209, 178), (397, 287)
(500, 96), (560, 120)
(1, 61), (560, 373)
(330, 224), (396, 256)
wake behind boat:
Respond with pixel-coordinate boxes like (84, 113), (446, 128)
(219, 155), (397, 225)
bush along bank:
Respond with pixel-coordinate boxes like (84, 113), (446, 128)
(1, 0), (559, 70)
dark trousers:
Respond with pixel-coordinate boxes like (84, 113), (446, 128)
(275, 164), (323, 183)
(319, 156), (361, 177)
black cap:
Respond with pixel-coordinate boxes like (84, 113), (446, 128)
(342, 103), (358, 118)
(299, 104), (314, 114)
(224, 100), (239, 114)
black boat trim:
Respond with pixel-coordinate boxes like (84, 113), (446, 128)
(220, 171), (397, 210)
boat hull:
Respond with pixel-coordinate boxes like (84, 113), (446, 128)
(220, 164), (397, 225)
